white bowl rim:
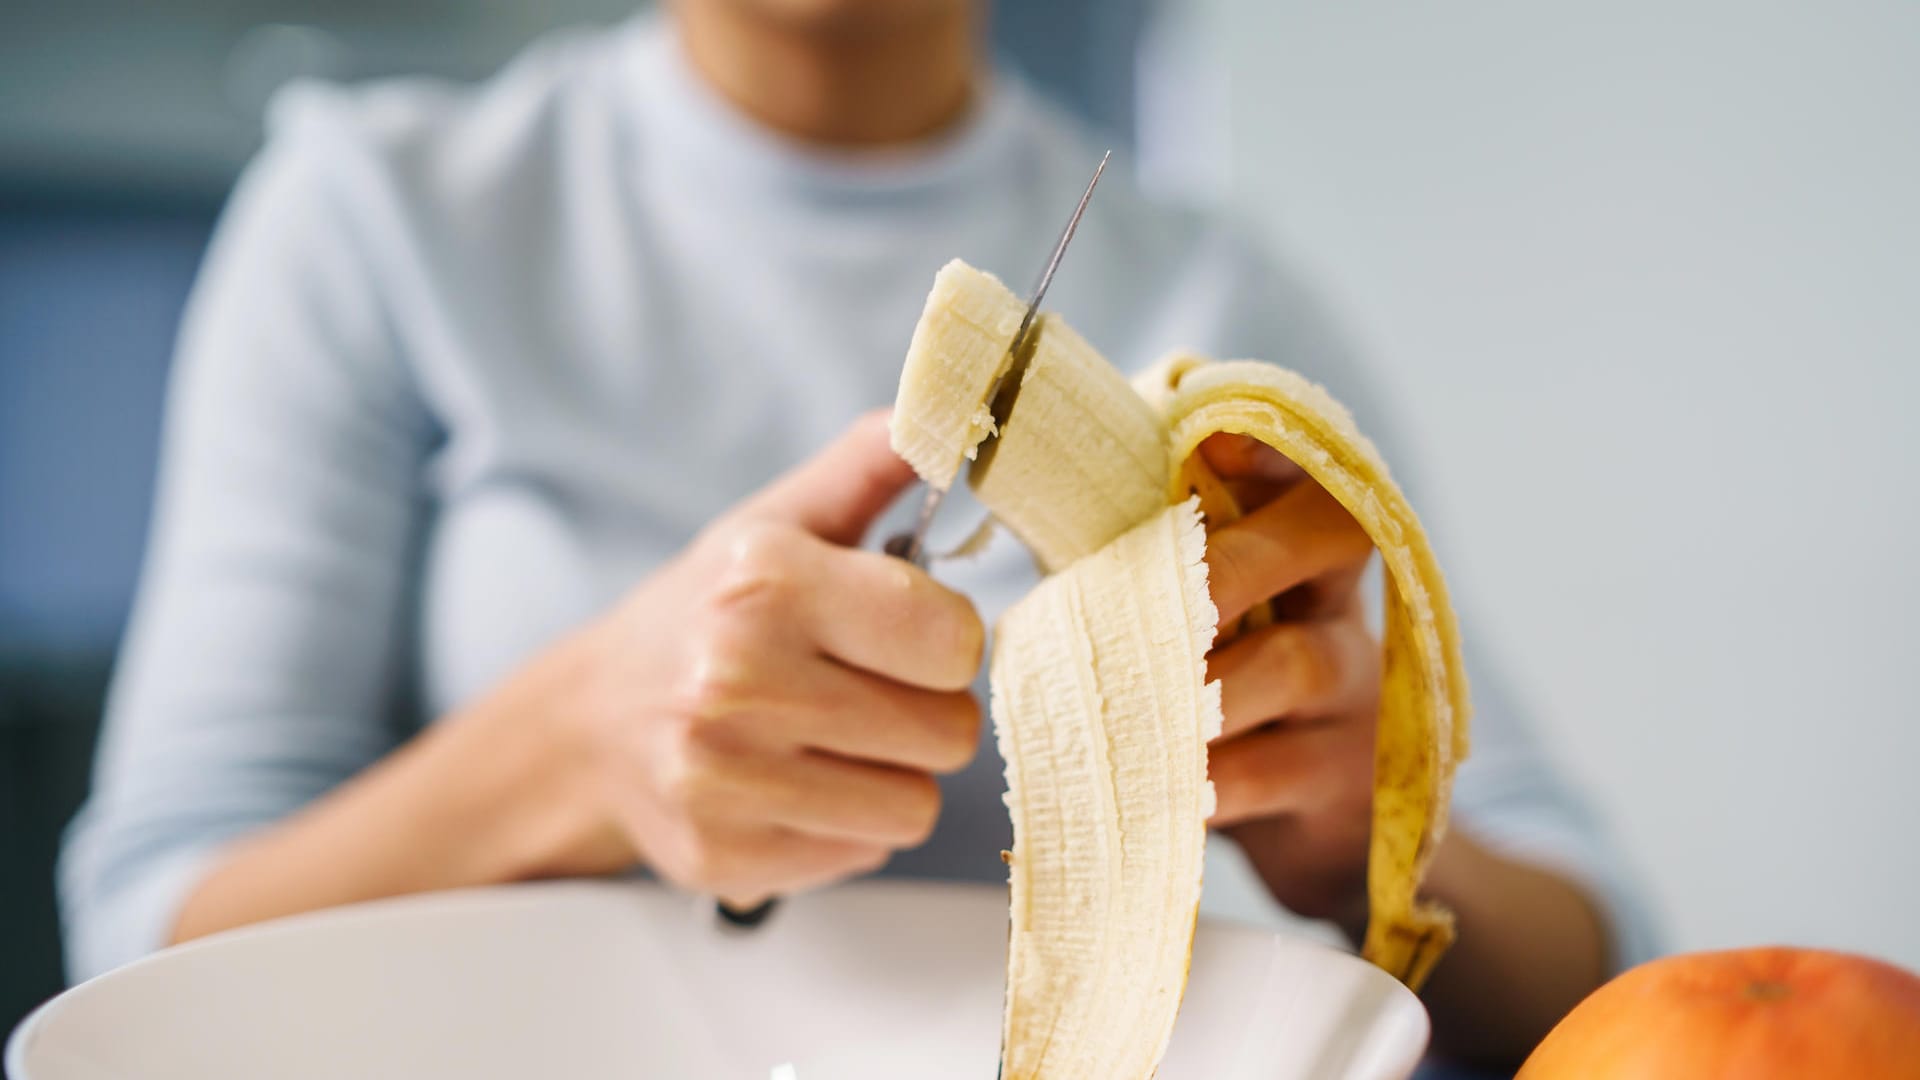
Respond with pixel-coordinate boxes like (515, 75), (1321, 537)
(7, 878), (1430, 1078)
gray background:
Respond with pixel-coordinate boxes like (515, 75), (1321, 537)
(1186, 0), (1920, 973)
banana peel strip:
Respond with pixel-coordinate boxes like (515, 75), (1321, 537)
(892, 260), (1469, 1077)
(1152, 355), (1470, 989)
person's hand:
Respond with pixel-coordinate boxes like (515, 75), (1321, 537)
(544, 411), (984, 908)
(1198, 434), (1381, 927)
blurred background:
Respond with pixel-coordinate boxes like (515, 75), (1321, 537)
(2, 0), (1915, 1040)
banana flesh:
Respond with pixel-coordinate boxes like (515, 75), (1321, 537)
(892, 259), (1470, 1076)
(893, 261), (1168, 572)
(992, 500), (1219, 1079)
(892, 262), (1026, 492)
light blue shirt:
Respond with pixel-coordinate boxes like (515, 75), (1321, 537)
(61, 15), (1654, 981)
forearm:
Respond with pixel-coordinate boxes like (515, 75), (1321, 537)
(1234, 823), (1607, 1066)
(1412, 830), (1611, 1065)
(169, 637), (628, 944)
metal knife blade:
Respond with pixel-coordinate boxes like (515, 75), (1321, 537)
(882, 149), (1112, 568)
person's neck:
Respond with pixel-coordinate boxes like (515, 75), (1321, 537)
(676, 2), (977, 148)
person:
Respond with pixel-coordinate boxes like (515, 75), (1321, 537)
(61, 0), (1653, 1066)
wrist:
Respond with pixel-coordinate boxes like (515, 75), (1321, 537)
(441, 630), (632, 882)
(1222, 818), (1370, 936)
(168, 634), (627, 945)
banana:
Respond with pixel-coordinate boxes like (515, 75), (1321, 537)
(893, 259), (1470, 1077)
(897, 262), (1170, 572)
(993, 500), (1219, 1079)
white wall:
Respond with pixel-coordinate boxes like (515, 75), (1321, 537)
(1180, 0), (1920, 969)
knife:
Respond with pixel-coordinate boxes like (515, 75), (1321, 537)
(882, 149), (1111, 567)
(715, 149), (1113, 931)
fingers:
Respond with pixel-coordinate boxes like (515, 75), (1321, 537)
(1198, 432), (1306, 485)
(1208, 721), (1370, 828)
(710, 524), (984, 691)
(695, 825), (892, 909)
(1207, 479), (1374, 630)
(736, 410), (917, 546)
(641, 664), (962, 902)
(1196, 434), (1308, 516)
(768, 659), (981, 773)
(708, 749), (945, 848)
(797, 543), (985, 691)
(637, 733), (909, 901)
(714, 410), (982, 690)
(1209, 616), (1380, 738)
(619, 410), (975, 907)
(1270, 561), (1368, 622)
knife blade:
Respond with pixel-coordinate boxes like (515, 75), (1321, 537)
(881, 149), (1111, 567)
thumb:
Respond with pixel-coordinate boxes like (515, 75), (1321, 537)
(738, 409), (919, 546)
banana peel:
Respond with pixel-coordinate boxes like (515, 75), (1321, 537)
(893, 259), (1470, 1078)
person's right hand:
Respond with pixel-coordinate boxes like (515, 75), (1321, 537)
(543, 411), (984, 908)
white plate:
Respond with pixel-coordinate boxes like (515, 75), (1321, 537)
(8, 879), (1427, 1079)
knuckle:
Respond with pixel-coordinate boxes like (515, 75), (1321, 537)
(672, 665), (733, 726)
(673, 630), (761, 724)
(712, 521), (799, 611)
(653, 737), (720, 813)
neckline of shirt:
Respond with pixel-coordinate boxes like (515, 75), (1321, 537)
(614, 12), (1029, 203)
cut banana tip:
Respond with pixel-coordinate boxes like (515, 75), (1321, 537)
(893, 258), (1470, 1078)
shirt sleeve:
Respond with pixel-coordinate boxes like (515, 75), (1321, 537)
(57, 96), (438, 981)
(1201, 225), (1662, 972)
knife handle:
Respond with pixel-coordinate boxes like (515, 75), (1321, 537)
(714, 896), (779, 929)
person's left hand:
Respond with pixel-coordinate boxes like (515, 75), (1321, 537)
(1197, 434), (1381, 929)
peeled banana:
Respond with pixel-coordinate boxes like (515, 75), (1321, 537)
(893, 260), (1470, 1077)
